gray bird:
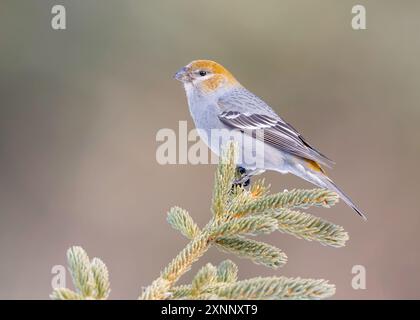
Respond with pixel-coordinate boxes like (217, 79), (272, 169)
(175, 59), (366, 220)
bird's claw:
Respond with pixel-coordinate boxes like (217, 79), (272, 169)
(232, 167), (251, 189)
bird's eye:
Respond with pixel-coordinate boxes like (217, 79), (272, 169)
(199, 70), (207, 77)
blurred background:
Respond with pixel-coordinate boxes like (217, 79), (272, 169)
(1, 0), (419, 299)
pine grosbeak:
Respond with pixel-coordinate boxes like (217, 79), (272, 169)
(175, 60), (366, 220)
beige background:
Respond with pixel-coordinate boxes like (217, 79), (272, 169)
(1, 0), (419, 299)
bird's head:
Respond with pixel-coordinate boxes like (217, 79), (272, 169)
(174, 60), (240, 93)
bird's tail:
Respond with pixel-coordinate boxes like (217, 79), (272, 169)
(288, 158), (367, 220)
(321, 176), (367, 220)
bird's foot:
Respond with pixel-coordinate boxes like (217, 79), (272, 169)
(232, 167), (251, 189)
(232, 178), (251, 188)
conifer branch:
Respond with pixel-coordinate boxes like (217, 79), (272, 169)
(236, 188), (339, 215)
(216, 260), (238, 283)
(211, 142), (238, 219)
(210, 276), (335, 300)
(67, 246), (94, 297)
(91, 258), (111, 299)
(167, 206), (201, 239)
(161, 235), (211, 284)
(269, 209), (349, 247)
(169, 284), (193, 299)
(191, 263), (218, 296)
(168, 263), (335, 300)
(50, 288), (83, 300)
(51, 142), (349, 300)
(215, 236), (287, 268)
(50, 246), (110, 300)
(210, 215), (278, 238)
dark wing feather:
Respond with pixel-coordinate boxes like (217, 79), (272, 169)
(218, 110), (334, 167)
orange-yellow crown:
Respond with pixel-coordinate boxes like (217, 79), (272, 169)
(187, 60), (240, 91)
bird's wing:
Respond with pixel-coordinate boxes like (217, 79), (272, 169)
(217, 93), (334, 167)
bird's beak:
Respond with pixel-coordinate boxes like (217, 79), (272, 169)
(174, 66), (190, 82)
